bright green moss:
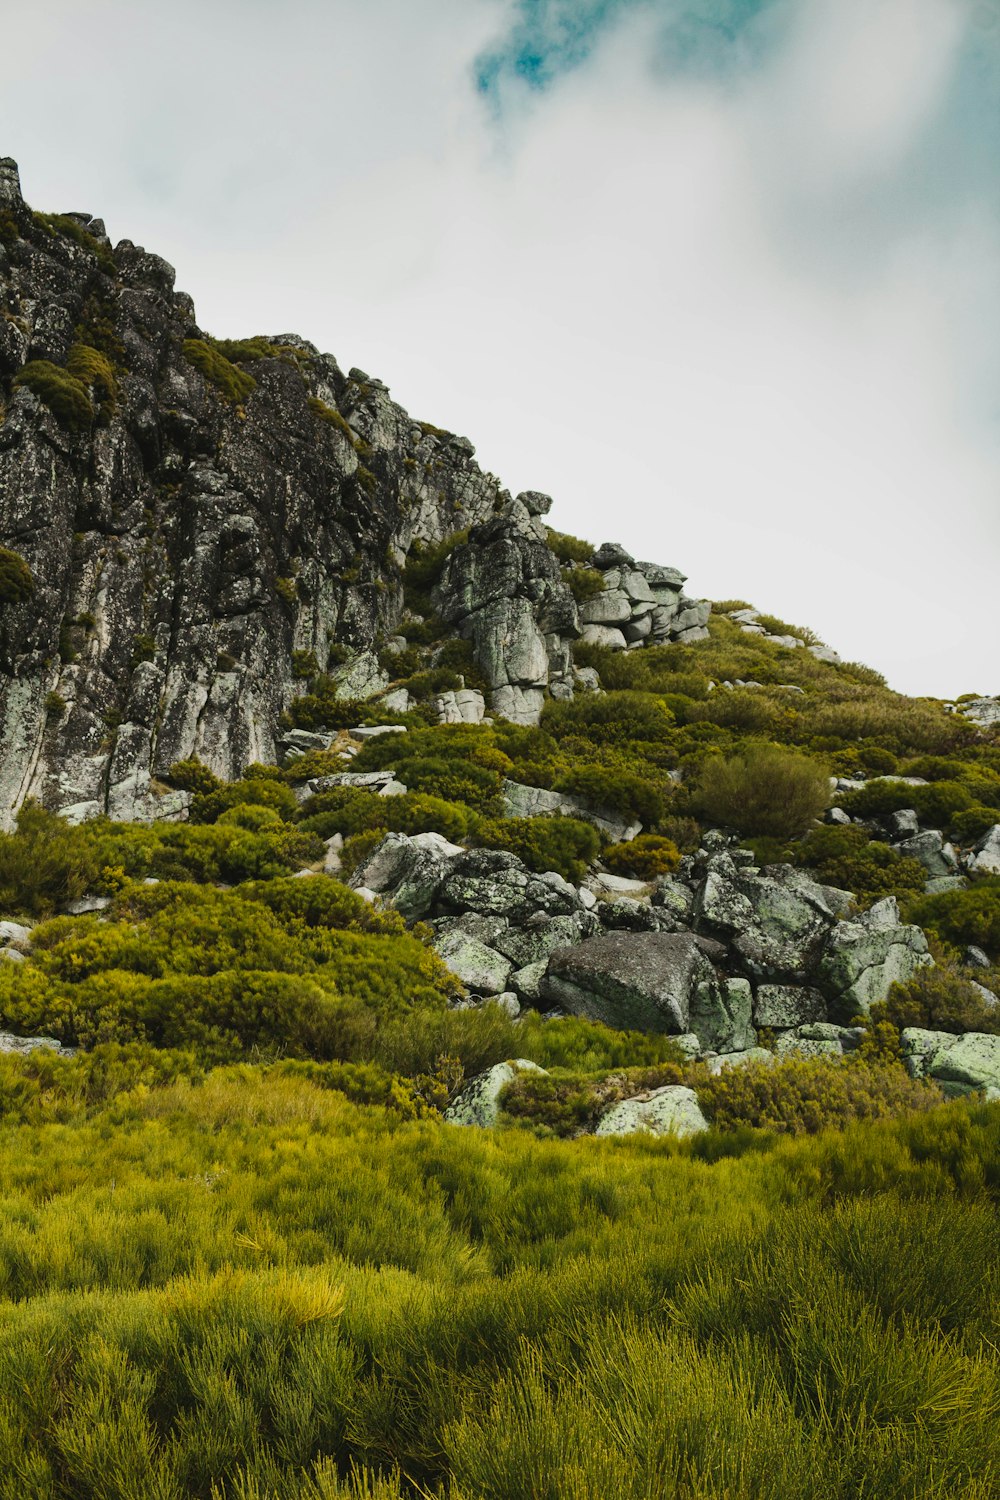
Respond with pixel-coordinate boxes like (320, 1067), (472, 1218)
(0, 546), (33, 604)
(13, 359), (94, 430)
(66, 341), (118, 422)
(182, 338), (257, 402)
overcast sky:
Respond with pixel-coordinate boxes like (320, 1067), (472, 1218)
(3, 0), (998, 697)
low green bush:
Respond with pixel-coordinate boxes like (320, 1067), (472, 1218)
(191, 774), (299, 825)
(555, 764), (666, 826)
(392, 755), (502, 813)
(872, 964), (1000, 1037)
(603, 834), (680, 880)
(791, 824), (927, 906)
(0, 803), (99, 916)
(695, 743), (830, 840)
(542, 690), (675, 748)
(909, 879), (1000, 959)
(697, 1054), (941, 1134)
(500, 1063), (686, 1136)
(545, 528), (594, 564)
(952, 806), (1000, 844)
(474, 814), (601, 883)
(561, 565), (604, 603)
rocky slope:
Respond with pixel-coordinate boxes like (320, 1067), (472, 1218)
(0, 158), (709, 829)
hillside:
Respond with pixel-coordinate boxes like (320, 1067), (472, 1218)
(1, 160), (999, 1498)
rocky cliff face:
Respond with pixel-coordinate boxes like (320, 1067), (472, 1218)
(0, 158), (707, 825)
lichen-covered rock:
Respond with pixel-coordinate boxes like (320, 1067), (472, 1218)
(753, 984), (826, 1029)
(443, 1059), (546, 1128)
(969, 826), (1000, 877)
(433, 930), (513, 995)
(594, 1085), (708, 1138)
(436, 849), (582, 924)
(541, 930), (728, 1041)
(694, 856), (839, 982)
(818, 898), (931, 1020)
(350, 830), (462, 920)
(0, 163), (510, 827)
(901, 1029), (1000, 1097)
(0, 1031), (70, 1056)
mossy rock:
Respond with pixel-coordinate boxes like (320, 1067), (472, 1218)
(182, 339), (256, 403)
(13, 360), (93, 430)
(0, 547), (34, 605)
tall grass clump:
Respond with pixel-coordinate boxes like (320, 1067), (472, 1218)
(695, 742), (830, 839)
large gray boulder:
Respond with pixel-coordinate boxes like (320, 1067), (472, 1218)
(492, 912), (599, 969)
(595, 1085), (708, 1139)
(694, 856), (841, 982)
(540, 931), (750, 1050)
(433, 930), (513, 995)
(901, 1029), (1000, 1097)
(443, 1060), (546, 1128)
(817, 897), (931, 1020)
(690, 976), (756, 1054)
(350, 830), (462, 920)
(436, 849), (582, 924)
(753, 984), (826, 1029)
(969, 826), (1000, 876)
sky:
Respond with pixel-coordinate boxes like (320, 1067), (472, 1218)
(2, 0), (998, 698)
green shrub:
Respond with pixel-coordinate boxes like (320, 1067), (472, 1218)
(286, 684), (368, 731)
(695, 743), (830, 840)
(0, 803), (99, 916)
(872, 964), (1000, 1037)
(307, 396), (370, 454)
(340, 828), (389, 879)
(392, 755), (502, 814)
(0, 545), (34, 604)
(546, 528), (594, 564)
(542, 690), (675, 748)
(908, 879), (1000, 960)
(299, 789), (477, 846)
(0, 208), (19, 246)
(291, 648), (319, 680)
(500, 1062), (686, 1136)
(791, 824), (927, 906)
(555, 763), (666, 826)
(191, 775), (299, 825)
(952, 806), (1000, 844)
(182, 338), (256, 402)
(401, 531), (468, 616)
(697, 1054), (940, 1134)
(561, 566), (604, 603)
(13, 359), (93, 429)
(603, 834), (680, 880)
(166, 757), (223, 796)
(475, 815), (601, 883)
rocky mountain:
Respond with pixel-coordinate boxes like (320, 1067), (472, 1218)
(0, 158), (708, 829)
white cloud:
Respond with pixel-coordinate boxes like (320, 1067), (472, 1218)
(1, 0), (997, 696)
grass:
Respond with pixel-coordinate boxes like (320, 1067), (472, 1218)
(0, 1070), (992, 1496)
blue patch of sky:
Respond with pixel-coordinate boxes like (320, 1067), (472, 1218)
(475, 0), (782, 102)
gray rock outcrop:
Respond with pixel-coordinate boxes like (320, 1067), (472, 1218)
(594, 1085), (708, 1138)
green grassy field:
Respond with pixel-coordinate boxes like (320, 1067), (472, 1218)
(0, 1066), (995, 1498)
